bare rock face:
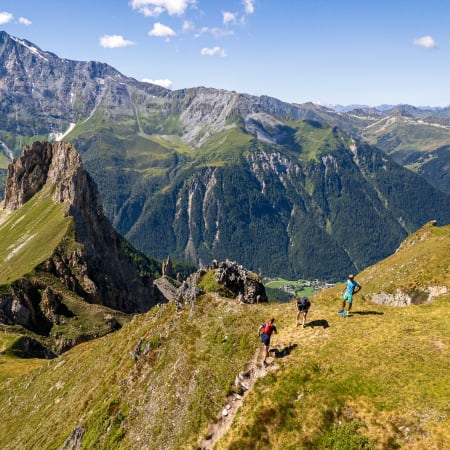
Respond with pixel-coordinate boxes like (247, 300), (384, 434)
(3, 141), (53, 209)
(3, 141), (159, 315)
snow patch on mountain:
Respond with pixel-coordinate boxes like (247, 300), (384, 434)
(49, 123), (76, 142)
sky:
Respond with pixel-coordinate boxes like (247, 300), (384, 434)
(1, 0), (450, 107)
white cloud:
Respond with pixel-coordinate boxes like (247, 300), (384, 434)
(130, 0), (195, 17)
(413, 35), (436, 49)
(182, 20), (195, 32)
(99, 35), (135, 48)
(197, 26), (234, 39)
(0, 12), (14, 24)
(223, 11), (236, 25)
(149, 22), (176, 37)
(243, 0), (255, 14)
(142, 78), (173, 89)
(201, 46), (227, 57)
(18, 17), (32, 26)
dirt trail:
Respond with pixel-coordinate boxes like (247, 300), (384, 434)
(197, 348), (269, 450)
(197, 320), (323, 449)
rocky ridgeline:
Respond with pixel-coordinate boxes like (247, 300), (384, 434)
(0, 31), (307, 151)
(176, 260), (268, 308)
(1, 142), (165, 353)
(3, 141), (161, 313)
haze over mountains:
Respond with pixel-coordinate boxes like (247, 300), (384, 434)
(1, 30), (450, 279)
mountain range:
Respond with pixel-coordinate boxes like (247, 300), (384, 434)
(1, 178), (449, 447)
(0, 31), (449, 449)
(1, 30), (450, 279)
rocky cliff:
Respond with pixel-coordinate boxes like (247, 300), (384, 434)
(3, 141), (161, 312)
(176, 259), (268, 308)
(0, 141), (164, 353)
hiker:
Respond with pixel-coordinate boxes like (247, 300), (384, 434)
(296, 296), (311, 327)
(258, 318), (277, 365)
(338, 274), (362, 316)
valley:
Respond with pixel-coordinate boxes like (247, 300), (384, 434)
(1, 31), (450, 280)
(0, 28), (449, 449)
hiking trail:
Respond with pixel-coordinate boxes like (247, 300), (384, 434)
(197, 316), (330, 449)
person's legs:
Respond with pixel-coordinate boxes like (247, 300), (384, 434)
(296, 309), (301, 325)
(261, 335), (270, 364)
(302, 310), (307, 326)
(347, 298), (353, 312)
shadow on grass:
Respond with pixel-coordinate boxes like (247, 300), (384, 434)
(271, 343), (298, 359)
(351, 310), (384, 315)
(306, 319), (329, 329)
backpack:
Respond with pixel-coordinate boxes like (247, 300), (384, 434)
(297, 296), (310, 309)
(263, 322), (274, 335)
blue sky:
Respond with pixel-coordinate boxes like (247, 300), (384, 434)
(1, 0), (450, 106)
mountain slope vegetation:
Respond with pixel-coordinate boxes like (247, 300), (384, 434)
(2, 31), (450, 280)
(0, 191), (71, 284)
(0, 222), (449, 449)
(115, 122), (450, 280)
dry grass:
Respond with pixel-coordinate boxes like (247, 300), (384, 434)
(0, 222), (449, 449)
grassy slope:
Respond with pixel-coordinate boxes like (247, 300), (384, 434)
(218, 296), (449, 449)
(363, 117), (450, 154)
(0, 288), (448, 449)
(0, 191), (71, 285)
(359, 222), (450, 296)
(0, 152), (9, 169)
(0, 334), (45, 382)
(219, 223), (450, 449)
(0, 223), (448, 448)
(0, 298), (270, 449)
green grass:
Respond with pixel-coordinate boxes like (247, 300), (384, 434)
(0, 152), (10, 169)
(0, 297), (270, 449)
(218, 294), (450, 449)
(0, 334), (46, 382)
(197, 128), (252, 166)
(265, 278), (316, 301)
(197, 269), (219, 292)
(358, 221), (450, 298)
(287, 120), (352, 162)
(0, 191), (71, 284)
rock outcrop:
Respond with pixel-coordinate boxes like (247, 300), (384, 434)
(3, 141), (159, 313)
(1, 141), (166, 353)
(176, 260), (268, 308)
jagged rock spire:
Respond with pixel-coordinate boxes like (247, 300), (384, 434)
(3, 141), (162, 314)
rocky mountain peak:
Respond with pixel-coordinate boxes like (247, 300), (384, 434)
(176, 260), (268, 307)
(4, 141), (97, 212)
(2, 141), (162, 320)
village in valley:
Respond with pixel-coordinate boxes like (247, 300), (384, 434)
(264, 277), (336, 301)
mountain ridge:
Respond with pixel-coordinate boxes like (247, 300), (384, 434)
(0, 220), (449, 448)
(0, 141), (164, 354)
(1, 31), (450, 279)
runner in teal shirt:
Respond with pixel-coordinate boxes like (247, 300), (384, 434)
(338, 274), (361, 316)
